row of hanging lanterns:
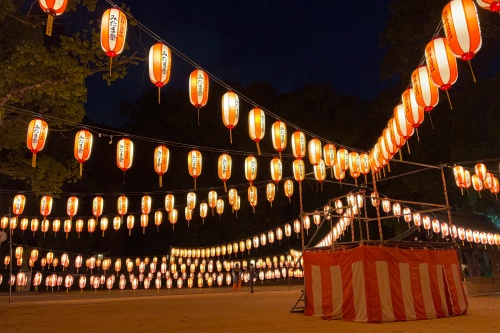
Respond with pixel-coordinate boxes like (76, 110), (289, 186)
(453, 163), (499, 197)
(369, 0), (486, 175)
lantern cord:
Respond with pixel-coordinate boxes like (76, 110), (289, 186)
(467, 60), (477, 83)
(109, 57), (113, 77)
(428, 114), (434, 129)
(407, 142), (411, 155)
(445, 90), (453, 110)
(158, 87), (161, 105)
(197, 108), (200, 125)
(416, 128), (420, 142)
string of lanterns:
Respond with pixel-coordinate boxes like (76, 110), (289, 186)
(368, 0), (495, 177)
(453, 163), (500, 197)
(0, 250), (303, 291)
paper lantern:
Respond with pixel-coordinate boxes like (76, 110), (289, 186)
(403, 207), (412, 226)
(248, 107), (266, 155)
(40, 218), (49, 237)
(186, 192), (196, 211)
(222, 91), (239, 143)
(189, 69), (209, 124)
(228, 188), (237, 210)
(20, 218), (28, 233)
(184, 207), (193, 227)
(74, 219), (83, 237)
(87, 218), (96, 234)
(266, 183), (276, 207)
(200, 203), (208, 224)
(188, 150), (202, 190)
(323, 143), (336, 179)
(425, 37), (458, 108)
(126, 215), (134, 236)
(52, 219), (60, 236)
(169, 209), (178, 230)
(442, 0), (482, 61)
(65, 196), (78, 231)
(293, 219), (301, 235)
(38, 0), (68, 36)
(13, 194), (26, 216)
(308, 138), (322, 166)
(100, 217), (108, 237)
(154, 145), (169, 188)
(208, 191), (217, 215)
(74, 129), (93, 177)
(332, 165), (345, 182)
(139, 214), (148, 233)
(484, 172), (494, 189)
(382, 199), (391, 214)
(149, 42), (171, 103)
(165, 194), (175, 217)
(475, 163), (487, 180)
(153, 211), (163, 231)
(402, 88), (424, 129)
(248, 185), (257, 213)
(100, 8), (127, 67)
(284, 179), (293, 203)
(411, 66), (439, 112)
(40, 196), (52, 219)
(270, 157), (283, 184)
(141, 195), (152, 216)
(314, 159), (326, 188)
(293, 159), (305, 183)
(117, 138), (134, 173)
(392, 203), (401, 218)
(271, 121), (287, 160)
(27, 118), (48, 168)
(245, 155), (257, 185)
(348, 152), (361, 184)
(291, 131), (306, 159)
(336, 148), (349, 172)
(118, 196), (128, 228)
(218, 153), (232, 192)
(216, 199), (224, 217)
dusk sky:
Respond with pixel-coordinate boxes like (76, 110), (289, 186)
(86, 0), (393, 125)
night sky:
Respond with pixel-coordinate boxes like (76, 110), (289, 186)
(86, 0), (393, 125)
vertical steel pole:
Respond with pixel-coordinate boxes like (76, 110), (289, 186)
(364, 194), (370, 241)
(371, 169), (383, 241)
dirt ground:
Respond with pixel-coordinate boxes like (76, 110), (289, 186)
(0, 285), (499, 333)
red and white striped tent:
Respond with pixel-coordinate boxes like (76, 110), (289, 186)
(303, 246), (467, 322)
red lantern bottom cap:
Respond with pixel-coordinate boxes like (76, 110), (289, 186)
(106, 51), (117, 57)
(440, 84), (452, 91)
(424, 106), (434, 112)
(461, 53), (475, 61)
(155, 83), (165, 88)
(491, 2), (500, 12)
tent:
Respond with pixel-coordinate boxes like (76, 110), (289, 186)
(303, 245), (467, 322)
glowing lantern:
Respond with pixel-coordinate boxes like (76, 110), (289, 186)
(314, 160), (326, 189)
(75, 219), (83, 238)
(187, 192), (196, 211)
(413, 213), (422, 229)
(30, 218), (39, 236)
(248, 108), (266, 155)
(425, 37), (458, 108)
(141, 195), (152, 217)
(222, 91), (239, 143)
(284, 179), (294, 203)
(100, 8), (128, 70)
(442, 0), (482, 62)
(117, 196), (128, 224)
(64, 196), (78, 228)
(154, 211), (163, 231)
(430, 219), (440, 233)
(20, 218), (28, 233)
(116, 138), (134, 174)
(208, 191), (217, 216)
(38, 0), (68, 36)
(100, 217), (108, 237)
(393, 203), (401, 219)
(348, 152), (361, 185)
(323, 143), (336, 178)
(336, 148), (349, 172)
(140, 214), (148, 233)
(271, 121), (287, 160)
(13, 194), (26, 217)
(411, 66), (439, 112)
(402, 88), (424, 130)
(218, 153), (232, 191)
(270, 157), (283, 183)
(15, 247), (23, 259)
(228, 188), (237, 211)
(40, 195), (52, 219)
(393, 105), (415, 143)
(126, 215), (134, 236)
(293, 159), (305, 182)
(291, 131), (306, 159)
(266, 183), (276, 207)
(268, 230), (275, 243)
(403, 207), (412, 227)
(149, 42), (171, 103)
(188, 150), (202, 190)
(200, 203), (208, 224)
(74, 129), (93, 177)
(170, 209), (178, 229)
(484, 172), (494, 189)
(441, 223), (450, 237)
(248, 185), (258, 213)
(40, 218), (49, 237)
(92, 196), (104, 219)
(359, 153), (371, 183)
(245, 155), (258, 185)
(332, 165), (345, 182)
(185, 207), (193, 227)
(52, 219), (60, 236)
(473, 230), (481, 244)
(233, 196), (241, 217)
(87, 218), (96, 234)
(302, 216), (310, 235)
(308, 138), (322, 166)
(154, 145), (169, 187)
(423, 216), (431, 231)
(293, 219), (301, 236)
(382, 199), (391, 214)
(165, 193), (175, 218)
(27, 118), (48, 168)
(491, 177), (499, 198)
(475, 163), (487, 180)
(464, 170), (472, 190)
(189, 69), (209, 124)
(216, 199), (224, 218)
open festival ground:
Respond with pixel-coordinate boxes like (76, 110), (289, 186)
(1, 285), (499, 333)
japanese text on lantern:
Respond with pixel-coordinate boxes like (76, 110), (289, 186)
(109, 14), (117, 41)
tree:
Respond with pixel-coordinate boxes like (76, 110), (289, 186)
(0, 0), (143, 196)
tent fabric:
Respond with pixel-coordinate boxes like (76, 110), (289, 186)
(303, 246), (468, 322)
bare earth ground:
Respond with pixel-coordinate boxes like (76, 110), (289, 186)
(0, 285), (499, 333)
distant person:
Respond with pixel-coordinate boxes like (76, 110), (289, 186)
(232, 263), (242, 292)
(248, 263), (256, 293)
